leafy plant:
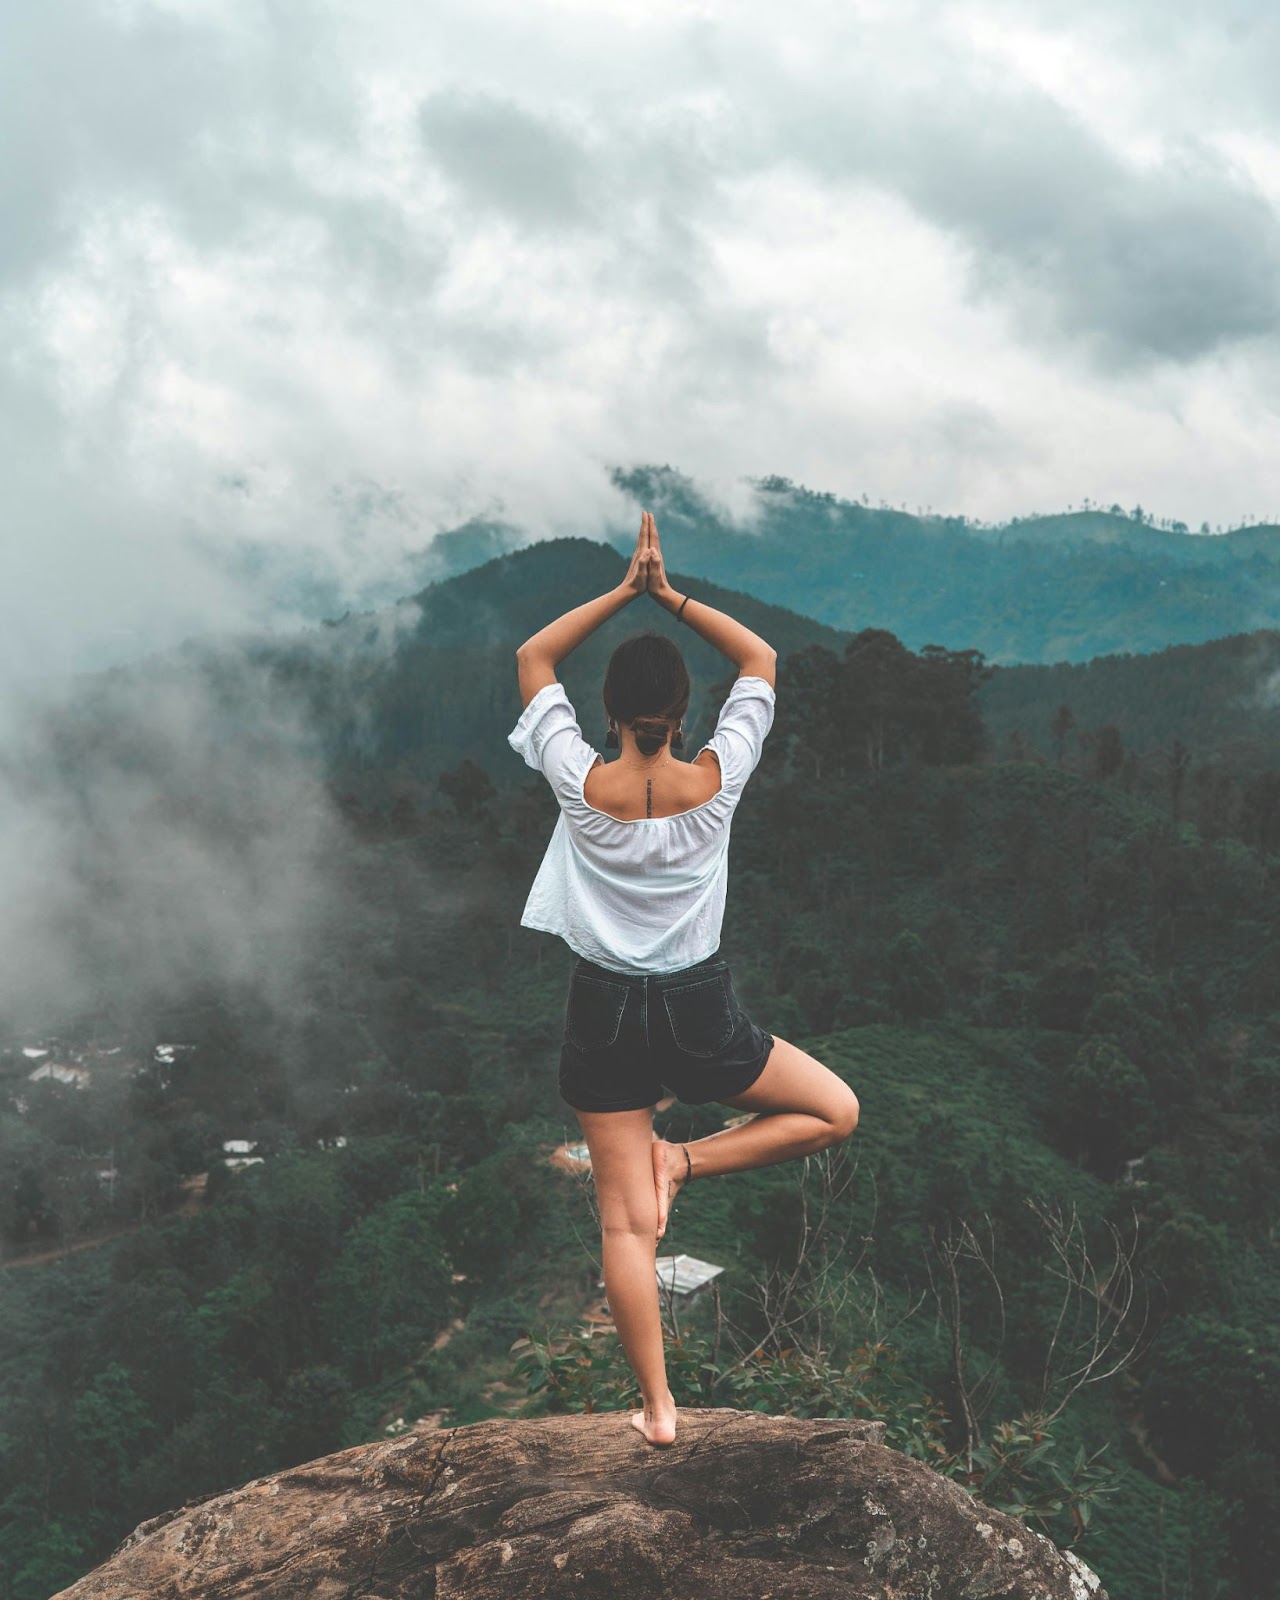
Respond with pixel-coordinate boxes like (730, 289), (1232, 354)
(947, 1414), (1117, 1537)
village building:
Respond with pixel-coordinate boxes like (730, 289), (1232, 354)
(222, 1139), (265, 1171)
(28, 1062), (91, 1089)
(654, 1254), (725, 1302)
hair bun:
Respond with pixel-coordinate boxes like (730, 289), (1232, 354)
(631, 715), (671, 756)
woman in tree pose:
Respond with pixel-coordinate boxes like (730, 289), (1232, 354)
(509, 512), (860, 1447)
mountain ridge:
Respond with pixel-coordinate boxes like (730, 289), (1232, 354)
(361, 466), (1270, 667)
(32, 537), (1280, 800)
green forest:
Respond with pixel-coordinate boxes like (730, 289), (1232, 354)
(1, 541), (1277, 1598)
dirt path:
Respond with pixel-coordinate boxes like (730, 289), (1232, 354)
(0, 1173), (209, 1270)
(1, 1226), (135, 1270)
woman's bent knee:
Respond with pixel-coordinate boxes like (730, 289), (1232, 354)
(826, 1088), (859, 1144)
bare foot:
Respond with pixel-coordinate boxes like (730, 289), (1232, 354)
(630, 1392), (677, 1446)
(651, 1137), (689, 1242)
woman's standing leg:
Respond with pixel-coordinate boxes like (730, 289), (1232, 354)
(573, 1104), (677, 1445)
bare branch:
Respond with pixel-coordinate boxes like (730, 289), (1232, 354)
(711, 1143), (874, 1389)
(1024, 1197), (1150, 1424)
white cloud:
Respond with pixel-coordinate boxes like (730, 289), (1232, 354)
(4, 0), (1280, 686)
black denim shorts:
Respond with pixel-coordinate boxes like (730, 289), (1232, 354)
(559, 951), (775, 1114)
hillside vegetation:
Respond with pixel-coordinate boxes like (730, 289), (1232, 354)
(0, 544), (1276, 1598)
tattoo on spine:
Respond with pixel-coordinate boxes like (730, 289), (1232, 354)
(646, 778), (652, 818)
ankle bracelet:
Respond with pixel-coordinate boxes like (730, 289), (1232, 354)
(682, 1143), (693, 1182)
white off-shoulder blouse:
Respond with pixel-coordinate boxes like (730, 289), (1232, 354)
(507, 674), (776, 974)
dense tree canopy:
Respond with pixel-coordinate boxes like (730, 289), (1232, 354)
(2, 546), (1279, 1599)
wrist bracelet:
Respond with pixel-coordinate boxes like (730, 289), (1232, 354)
(676, 595), (690, 621)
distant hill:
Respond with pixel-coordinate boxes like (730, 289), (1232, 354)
(375, 468), (1267, 667)
(593, 468), (1280, 666)
(193, 467), (1280, 671)
(964, 507), (1280, 568)
(980, 629), (1280, 774)
(48, 538), (1280, 808)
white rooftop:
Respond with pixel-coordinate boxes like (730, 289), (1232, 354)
(155, 1044), (195, 1062)
(655, 1254), (724, 1297)
(28, 1063), (90, 1088)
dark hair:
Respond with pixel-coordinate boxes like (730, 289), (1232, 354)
(603, 632), (691, 757)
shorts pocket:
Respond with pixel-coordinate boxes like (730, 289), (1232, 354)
(565, 974), (630, 1051)
(662, 973), (736, 1058)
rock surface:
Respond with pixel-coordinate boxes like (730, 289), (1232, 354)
(54, 1408), (1108, 1599)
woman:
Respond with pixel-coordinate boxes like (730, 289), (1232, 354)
(509, 511), (860, 1447)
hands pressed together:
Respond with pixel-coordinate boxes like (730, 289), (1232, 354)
(622, 511), (680, 610)
(515, 504), (771, 703)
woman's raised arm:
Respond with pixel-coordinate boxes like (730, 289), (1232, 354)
(514, 517), (651, 707)
(645, 513), (777, 687)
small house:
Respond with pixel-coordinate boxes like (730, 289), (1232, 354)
(655, 1254), (724, 1302)
(222, 1138), (264, 1171)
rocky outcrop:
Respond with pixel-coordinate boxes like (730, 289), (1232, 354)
(54, 1408), (1107, 1599)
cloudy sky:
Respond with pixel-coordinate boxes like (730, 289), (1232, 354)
(6, 0), (1280, 681)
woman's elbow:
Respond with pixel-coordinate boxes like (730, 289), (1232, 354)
(747, 645), (778, 683)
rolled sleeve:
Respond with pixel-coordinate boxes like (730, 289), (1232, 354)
(508, 682), (599, 806)
(701, 675), (776, 795)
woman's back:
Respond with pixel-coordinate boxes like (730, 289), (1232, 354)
(508, 674), (776, 973)
(582, 746), (723, 821)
